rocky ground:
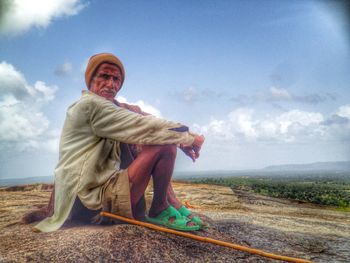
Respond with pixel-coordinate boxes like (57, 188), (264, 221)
(0, 182), (349, 263)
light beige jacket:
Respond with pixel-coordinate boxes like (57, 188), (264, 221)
(35, 91), (195, 232)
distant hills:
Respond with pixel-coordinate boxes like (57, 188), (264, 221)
(263, 161), (350, 172)
(0, 176), (53, 187)
(1, 161), (350, 186)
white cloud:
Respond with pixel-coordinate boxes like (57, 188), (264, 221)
(28, 81), (58, 103)
(0, 61), (58, 104)
(0, 0), (87, 36)
(228, 108), (258, 139)
(0, 95), (49, 141)
(117, 96), (162, 117)
(265, 87), (336, 104)
(193, 108), (329, 143)
(183, 86), (198, 102)
(269, 86), (292, 100)
(0, 61), (58, 152)
(0, 61), (28, 99)
(174, 86), (226, 103)
(39, 129), (61, 153)
(193, 119), (234, 141)
(54, 62), (73, 76)
(337, 104), (350, 119)
(231, 87), (336, 106)
(318, 105), (350, 141)
(275, 110), (324, 133)
(189, 106), (350, 170)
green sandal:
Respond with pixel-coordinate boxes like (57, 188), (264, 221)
(145, 205), (200, 231)
(178, 205), (206, 229)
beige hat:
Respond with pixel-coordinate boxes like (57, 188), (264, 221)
(85, 53), (125, 88)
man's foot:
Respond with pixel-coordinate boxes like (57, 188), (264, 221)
(146, 205), (200, 231)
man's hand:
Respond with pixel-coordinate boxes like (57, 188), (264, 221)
(180, 135), (205, 162)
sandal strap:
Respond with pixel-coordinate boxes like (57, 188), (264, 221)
(178, 205), (192, 217)
(157, 205), (182, 220)
(178, 206), (205, 228)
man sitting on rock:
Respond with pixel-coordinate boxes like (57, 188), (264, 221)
(33, 53), (205, 232)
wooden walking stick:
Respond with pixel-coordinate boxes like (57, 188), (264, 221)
(101, 212), (313, 263)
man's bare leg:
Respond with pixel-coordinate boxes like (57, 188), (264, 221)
(167, 183), (204, 226)
(128, 144), (177, 219)
(128, 144), (197, 228)
(166, 183), (182, 209)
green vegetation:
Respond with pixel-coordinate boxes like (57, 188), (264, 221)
(187, 173), (350, 208)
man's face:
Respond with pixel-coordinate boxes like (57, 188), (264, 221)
(89, 63), (122, 101)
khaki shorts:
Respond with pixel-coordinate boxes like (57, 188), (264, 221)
(102, 169), (134, 219)
(69, 170), (134, 224)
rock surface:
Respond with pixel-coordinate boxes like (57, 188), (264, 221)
(0, 182), (349, 262)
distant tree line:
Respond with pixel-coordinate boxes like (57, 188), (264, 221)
(190, 176), (350, 208)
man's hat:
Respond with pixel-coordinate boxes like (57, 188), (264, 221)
(85, 53), (125, 88)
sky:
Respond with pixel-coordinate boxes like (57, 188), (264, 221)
(0, 0), (349, 179)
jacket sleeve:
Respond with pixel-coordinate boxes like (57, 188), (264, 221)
(89, 98), (195, 145)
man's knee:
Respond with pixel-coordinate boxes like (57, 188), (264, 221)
(160, 144), (177, 158)
(143, 144), (177, 158)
